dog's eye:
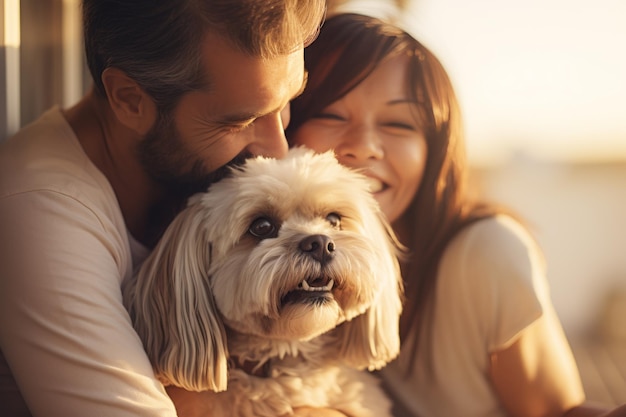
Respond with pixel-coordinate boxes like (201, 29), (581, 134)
(249, 217), (278, 239)
(326, 213), (341, 229)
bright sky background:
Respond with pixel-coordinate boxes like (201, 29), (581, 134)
(402, 0), (626, 165)
(338, 0), (626, 165)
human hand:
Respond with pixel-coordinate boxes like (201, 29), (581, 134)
(597, 404), (626, 417)
(564, 403), (626, 417)
(290, 407), (349, 417)
(167, 386), (351, 417)
(166, 386), (221, 417)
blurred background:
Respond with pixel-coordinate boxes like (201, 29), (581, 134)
(1, 0), (625, 405)
(396, 0), (626, 337)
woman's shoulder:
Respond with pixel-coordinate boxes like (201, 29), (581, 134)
(439, 214), (548, 308)
(456, 214), (534, 245)
(445, 215), (541, 269)
(438, 215), (548, 349)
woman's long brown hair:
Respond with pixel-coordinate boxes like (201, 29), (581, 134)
(286, 13), (505, 368)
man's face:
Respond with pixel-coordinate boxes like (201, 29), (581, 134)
(139, 32), (306, 197)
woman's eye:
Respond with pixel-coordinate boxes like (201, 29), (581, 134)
(249, 217), (278, 239)
(326, 213), (341, 228)
(384, 121), (418, 131)
(314, 112), (345, 122)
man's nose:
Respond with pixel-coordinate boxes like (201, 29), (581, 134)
(247, 112), (289, 158)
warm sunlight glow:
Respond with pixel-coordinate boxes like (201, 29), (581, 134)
(3, 0), (20, 48)
(3, 0), (21, 136)
(403, 0), (626, 164)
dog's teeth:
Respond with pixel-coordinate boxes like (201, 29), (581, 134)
(299, 279), (334, 292)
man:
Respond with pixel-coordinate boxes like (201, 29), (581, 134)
(0, 1), (326, 415)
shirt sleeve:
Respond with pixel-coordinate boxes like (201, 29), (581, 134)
(453, 216), (549, 352)
(0, 190), (178, 416)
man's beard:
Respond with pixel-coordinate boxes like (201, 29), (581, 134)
(138, 112), (250, 201)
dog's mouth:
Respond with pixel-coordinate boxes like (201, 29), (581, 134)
(281, 276), (335, 306)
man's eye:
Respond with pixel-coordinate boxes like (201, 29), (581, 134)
(249, 217), (279, 239)
(326, 213), (341, 228)
(227, 121), (254, 134)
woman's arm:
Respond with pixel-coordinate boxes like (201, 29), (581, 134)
(488, 303), (599, 417)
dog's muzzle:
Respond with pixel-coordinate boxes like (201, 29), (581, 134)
(299, 234), (335, 264)
(278, 234), (337, 307)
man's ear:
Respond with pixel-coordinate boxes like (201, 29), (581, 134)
(101, 67), (157, 135)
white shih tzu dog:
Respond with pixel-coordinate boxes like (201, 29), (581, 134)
(123, 147), (404, 417)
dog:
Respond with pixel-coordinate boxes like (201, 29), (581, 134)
(123, 147), (404, 417)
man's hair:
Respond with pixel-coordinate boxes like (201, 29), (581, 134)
(82, 0), (325, 110)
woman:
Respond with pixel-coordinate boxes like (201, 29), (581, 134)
(286, 13), (625, 417)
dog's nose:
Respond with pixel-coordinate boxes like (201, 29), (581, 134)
(299, 234), (335, 264)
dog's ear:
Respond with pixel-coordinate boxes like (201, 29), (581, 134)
(333, 210), (404, 371)
(123, 202), (229, 392)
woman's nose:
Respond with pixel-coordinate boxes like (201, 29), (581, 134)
(334, 124), (384, 161)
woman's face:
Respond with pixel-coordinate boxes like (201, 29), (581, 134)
(290, 54), (428, 223)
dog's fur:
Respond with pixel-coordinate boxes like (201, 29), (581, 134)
(123, 148), (404, 417)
